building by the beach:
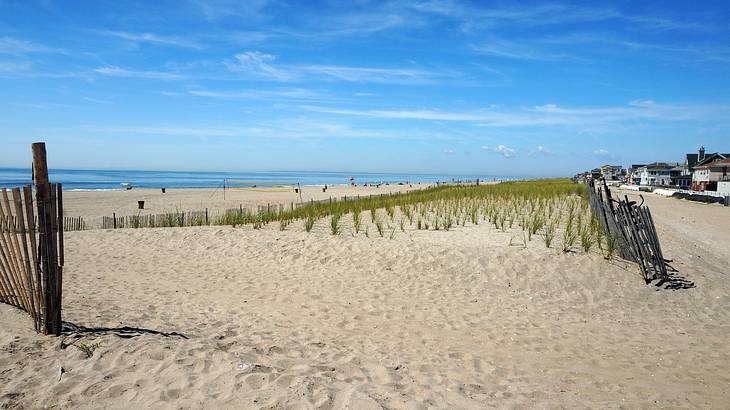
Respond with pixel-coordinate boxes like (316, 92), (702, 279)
(692, 158), (730, 192)
(599, 165), (624, 181)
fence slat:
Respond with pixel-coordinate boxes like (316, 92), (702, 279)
(23, 186), (43, 331)
(0, 189), (32, 312)
(12, 188), (39, 329)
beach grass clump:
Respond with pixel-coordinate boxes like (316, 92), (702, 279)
(543, 218), (557, 248)
(304, 215), (316, 232)
(580, 224), (594, 252)
(330, 213), (341, 235)
(561, 211), (577, 252)
(352, 210), (362, 234)
(604, 233), (617, 260)
(375, 218), (385, 237)
(385, 204), (395, 221)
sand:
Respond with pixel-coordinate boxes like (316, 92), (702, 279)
(1, 190), (729, 408)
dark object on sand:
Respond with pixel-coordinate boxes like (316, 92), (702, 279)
(138, 200), (145, 210)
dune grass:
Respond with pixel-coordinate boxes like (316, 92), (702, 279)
(100, 179), (606, 254)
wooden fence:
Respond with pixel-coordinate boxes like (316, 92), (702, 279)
(96, 193), (401, 230)
(0, 142), (64, 335)
(64, 216), (86, 232)
(587, 179), (668, 283)
(0, 184), (64, 334)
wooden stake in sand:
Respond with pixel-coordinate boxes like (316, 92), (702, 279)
(33, 142), (63, 335)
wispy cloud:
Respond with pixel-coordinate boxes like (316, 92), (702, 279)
(188, 88), (331, 101)
(471, 37), (579, 61)
(536, 32), (730, 64)
(302, 100), (730, 130)
(83, 96), (112, 104)
(0, 36), (65, 55)
(190, 0), (274, 22)
(302, 106), (486, 121)
(0, 61), (32, 73)
(300, 65), (448, 84)
(224, 51), (292, 81)
(410, 2), (708, 32)
(100, 31), (201, 49)
(84, 120), (454, 141)
(87, 125), (248, 137)
(533, 145), (553, 156)
(224, 50), (455, 84)
(593, 148), (611, 157)
(93, 66), (184, 80)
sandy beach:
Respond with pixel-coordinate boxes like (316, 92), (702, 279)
(1, 188), (729, 409)
(5, 0), (730, 407)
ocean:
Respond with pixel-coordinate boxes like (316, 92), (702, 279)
(0, 168), (510, 191)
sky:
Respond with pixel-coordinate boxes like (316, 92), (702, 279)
(1, 0), (729, 177)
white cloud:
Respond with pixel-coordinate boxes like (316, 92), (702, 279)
(302, 106), (487, 121)
(224, 51), (455, 84)
(93, 66), (184, 80)
(494, 144), (516, 157)
(0, 61), (32, 73)
(534, 145), (553, 156)
(471, 37), (578, 61)
(100, 31), (201, 49)
(481, 144), (515, 157)
(0, 36), (65, 55)
(83, 97), (112, 104)
(190, 0), (272, 21)
(299, 65), (445, 84)
(83, 121), (453, 141)
(443, 149), (455, 154)
(189, 88), (329, 101)
(302, 100), (730, 128)
(224, 51), (291, 81)
(593, 148), (611, 157)
(409, 2), (703, 32)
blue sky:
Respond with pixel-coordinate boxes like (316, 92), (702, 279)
(1, 0), (729, 177)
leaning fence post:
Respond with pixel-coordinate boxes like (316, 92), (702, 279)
(32, 142), (62, 335)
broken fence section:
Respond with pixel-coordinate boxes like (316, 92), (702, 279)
(587, 179), (668, 283)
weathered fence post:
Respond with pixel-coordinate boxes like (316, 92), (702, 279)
(32, 142), (62, 335)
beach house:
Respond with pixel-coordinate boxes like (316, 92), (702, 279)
(600, 165), (624, 181)
(692, 158), (730, 192)
(685, 146), (730, 172)
(638, 163), (675, 187)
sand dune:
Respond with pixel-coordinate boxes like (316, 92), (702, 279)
(1, 193), (729, 408)
(61, 184), (434, 228)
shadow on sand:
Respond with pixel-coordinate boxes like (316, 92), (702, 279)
(61, 321), (189, 340)
(653, 261), (696, 290)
